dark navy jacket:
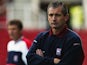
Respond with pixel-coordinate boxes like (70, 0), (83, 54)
(26, 28), (84, 65)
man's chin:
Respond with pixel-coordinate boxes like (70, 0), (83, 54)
(10, 36), (15, 39)
(10, 37), (14, 40)
(51, 26), (60, 29)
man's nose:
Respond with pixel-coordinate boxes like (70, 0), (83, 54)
(52, 15), (56, 21)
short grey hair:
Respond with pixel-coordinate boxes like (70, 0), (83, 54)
(47, 1), (69, 16)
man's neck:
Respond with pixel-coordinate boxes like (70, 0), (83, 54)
(14, 35), (22, 42)
(52, 28), (62, 35)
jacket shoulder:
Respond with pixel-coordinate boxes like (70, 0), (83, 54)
(66, 29), (81, 39)
(35, 31), (49, 40)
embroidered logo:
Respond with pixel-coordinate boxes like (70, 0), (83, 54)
(56, 48), (62, 56)
(14, 55), (18, 62)
(73, 43), (80, 46)
(33, 40), (37, 43)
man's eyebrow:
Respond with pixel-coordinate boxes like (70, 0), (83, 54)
(55, 14), (61, 16)
(48, 13), (62, 16)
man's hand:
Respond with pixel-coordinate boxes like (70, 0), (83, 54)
(54, 58), (60, 64)
(36, 49), (44, 57)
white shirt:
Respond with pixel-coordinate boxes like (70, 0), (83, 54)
(7, 37), (31, 65)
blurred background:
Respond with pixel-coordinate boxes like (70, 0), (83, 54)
(0, 0), (87, 65)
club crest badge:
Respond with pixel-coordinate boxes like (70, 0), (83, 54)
(56, 48), (62, 56)
(14, 55), (18, 62)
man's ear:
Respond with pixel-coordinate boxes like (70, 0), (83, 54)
(20, 30), (22, 34)
(65, 14), (69, 22)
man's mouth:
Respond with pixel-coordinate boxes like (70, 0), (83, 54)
(51, 23), (57, 25)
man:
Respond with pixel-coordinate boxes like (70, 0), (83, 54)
(26, 1), (84, 65)
(7, 20), (31, 65)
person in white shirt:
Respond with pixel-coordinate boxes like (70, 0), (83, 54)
(7, 19), (31, 65)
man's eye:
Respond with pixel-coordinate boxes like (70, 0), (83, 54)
(49, 14), (53, 16)
(55, 14), (61, 16)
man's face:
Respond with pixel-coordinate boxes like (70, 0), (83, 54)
(48, 6), (68, 29)
(7, 25), (21, 40)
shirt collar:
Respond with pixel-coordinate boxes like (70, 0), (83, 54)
(49, 25), (68, 37)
